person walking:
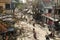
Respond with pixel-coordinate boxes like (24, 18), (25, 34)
(45, 35), (50, 40)
(33, 28), (37, 40)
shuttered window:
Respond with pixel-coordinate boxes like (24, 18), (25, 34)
(5, 4), (10, 10)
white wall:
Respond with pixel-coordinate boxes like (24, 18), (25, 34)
(19, 0), (26, 3)
(45, 9), (48, 13)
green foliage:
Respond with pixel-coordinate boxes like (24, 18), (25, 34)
(15, 0), (24, 10)
(16, 3), (24, 10)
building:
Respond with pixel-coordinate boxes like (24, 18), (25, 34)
(42, 0), (54, 14)
(53, 0), (60, 15)
(0, 0), (16, 14)
(0, 0), (11, 11)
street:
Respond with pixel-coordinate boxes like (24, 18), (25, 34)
(0, 0), (60, 40)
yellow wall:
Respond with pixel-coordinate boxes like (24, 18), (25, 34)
(0, 3), (5, 8)
(0, 0), (11, 14)
(0, 0), (11, 3)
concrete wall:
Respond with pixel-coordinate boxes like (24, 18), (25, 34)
(54, 0), (60, 5)
(58, 0), (60, 5)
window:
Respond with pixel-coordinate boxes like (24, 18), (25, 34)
(48, 9), (52, 13)
(5, 4), (10, 10)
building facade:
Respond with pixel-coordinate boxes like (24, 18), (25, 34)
(0, 0), (11, 9)
(52, 0), (60, 15)
(0, 0), (16, 14)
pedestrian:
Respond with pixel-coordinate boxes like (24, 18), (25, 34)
(45, 35), (50, 40)
(33, 28), (37, 40)
(48, 19), (53, 31)
(1, 32), (6, 40)
(33, 23), (35, 27)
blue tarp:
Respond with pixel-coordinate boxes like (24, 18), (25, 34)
(8, 27), (14, 31)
